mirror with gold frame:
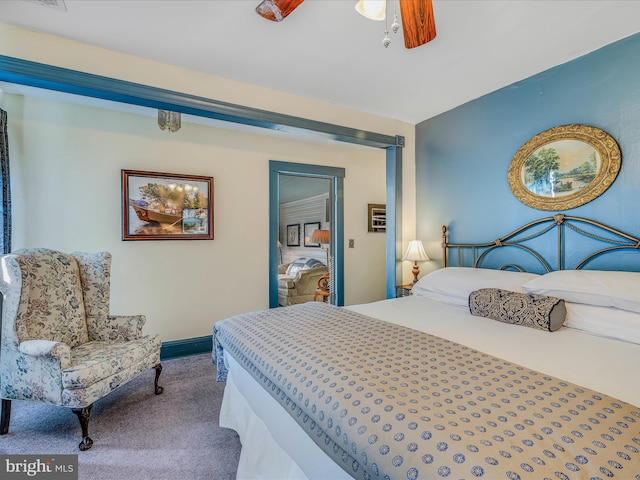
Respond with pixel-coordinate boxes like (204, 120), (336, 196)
(507, 124), (621, 211)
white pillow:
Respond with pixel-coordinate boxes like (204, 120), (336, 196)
(412, 267), (540, 308)
(522, 270), (640, 314)
(565, 302), (640, 345)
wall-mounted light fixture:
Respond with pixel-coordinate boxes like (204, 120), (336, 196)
(158, 110), (181, 133)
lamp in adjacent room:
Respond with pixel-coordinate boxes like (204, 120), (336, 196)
(311, 229), (331, 302)
(158, 110), (181, 132)
(311, 229), (331, 267)
(402, 240), (430, 284)
(312, 228), (332, 301)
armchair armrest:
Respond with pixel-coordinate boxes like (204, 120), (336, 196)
(278, 263), (291, 275)
(18, 340), (71, 368)
(278, 276), (296, 289)
(89, 315), (146, 342)
(294, 267), (329, 295)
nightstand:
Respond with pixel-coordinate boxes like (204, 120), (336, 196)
(395, 284), (413, 297)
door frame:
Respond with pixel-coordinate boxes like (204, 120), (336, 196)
(269, 161), (345, 307)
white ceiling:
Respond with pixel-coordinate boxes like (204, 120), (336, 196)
(2, 0), (640, 124)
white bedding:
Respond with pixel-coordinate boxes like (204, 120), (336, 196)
(219, 296), (640, 479)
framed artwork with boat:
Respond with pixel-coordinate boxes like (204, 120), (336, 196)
(121, 169), (213, 240)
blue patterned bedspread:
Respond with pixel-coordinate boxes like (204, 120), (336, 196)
(213, 302), (640, 480)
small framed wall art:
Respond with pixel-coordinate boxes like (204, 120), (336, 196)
(367, 203), (386, 233)
(304, 222), (321, 247)
(122, 169), (214, 241)
(286, 223), (300, 246)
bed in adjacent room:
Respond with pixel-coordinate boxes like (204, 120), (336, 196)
(214, 214), (640, 479)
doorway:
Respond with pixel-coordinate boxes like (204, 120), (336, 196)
(269, 161), (345, 308)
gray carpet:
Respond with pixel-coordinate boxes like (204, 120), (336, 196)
(0, 353), (242, 479)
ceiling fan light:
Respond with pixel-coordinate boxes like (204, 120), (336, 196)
(355, 0), (386, 21)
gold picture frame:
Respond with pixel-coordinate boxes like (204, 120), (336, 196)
(507, 124), (621, 211)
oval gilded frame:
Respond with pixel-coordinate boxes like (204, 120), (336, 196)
(507, 124), (621, 211)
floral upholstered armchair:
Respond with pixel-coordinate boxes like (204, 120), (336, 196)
(0, 248), (163, 450)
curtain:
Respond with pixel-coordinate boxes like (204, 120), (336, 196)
(0, 108), (11, 254)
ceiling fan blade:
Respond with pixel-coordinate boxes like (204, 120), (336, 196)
(399, 0), (436, 49)
(256, 0), (304, 22)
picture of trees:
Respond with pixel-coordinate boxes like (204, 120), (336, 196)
(508, 124), (620, 211)
(122, 170), (213, 240)
(522, 139), (599, 198)
(137, 181), (208, 214)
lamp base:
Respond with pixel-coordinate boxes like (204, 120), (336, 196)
(412, 262), (420, 284)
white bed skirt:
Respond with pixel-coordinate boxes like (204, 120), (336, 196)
(220, 351), (351, 480)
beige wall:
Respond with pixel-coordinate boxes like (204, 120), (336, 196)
(0, 23), (417, 342)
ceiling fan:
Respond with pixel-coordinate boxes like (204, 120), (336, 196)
(255, 0), (436, 49)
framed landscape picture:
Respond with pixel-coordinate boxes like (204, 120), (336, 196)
(122, 169), (214, 240)
(507, 124), (621, 211)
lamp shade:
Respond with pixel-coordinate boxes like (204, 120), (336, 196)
(355, 0), (386, 21)
(402, 240), (430, 262)
(311, 229), (330, 245)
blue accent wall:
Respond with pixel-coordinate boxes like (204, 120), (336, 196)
(416, 33), (640, 266)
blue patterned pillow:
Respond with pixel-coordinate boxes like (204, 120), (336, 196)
(286, 257), (323, 277)
(469, 288), (566, 331)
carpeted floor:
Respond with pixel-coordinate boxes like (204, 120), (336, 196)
(0, 353), (242, 480)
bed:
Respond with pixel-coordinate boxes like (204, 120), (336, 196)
(214, 214), (640, 479)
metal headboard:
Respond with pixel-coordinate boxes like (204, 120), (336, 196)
(442, 213), (640, 272)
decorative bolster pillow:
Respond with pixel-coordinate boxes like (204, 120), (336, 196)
(469, 288), (566, 332)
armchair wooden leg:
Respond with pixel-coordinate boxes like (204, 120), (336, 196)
(153, 363), (163, 395)
(72, 404), (94, 451)
(1, 399), (11, 435)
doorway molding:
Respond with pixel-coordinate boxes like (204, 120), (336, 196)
(269, 161), (345, 307)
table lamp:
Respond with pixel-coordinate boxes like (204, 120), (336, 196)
(402, 240), (430, 284)
(311, 229), (331, 267)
